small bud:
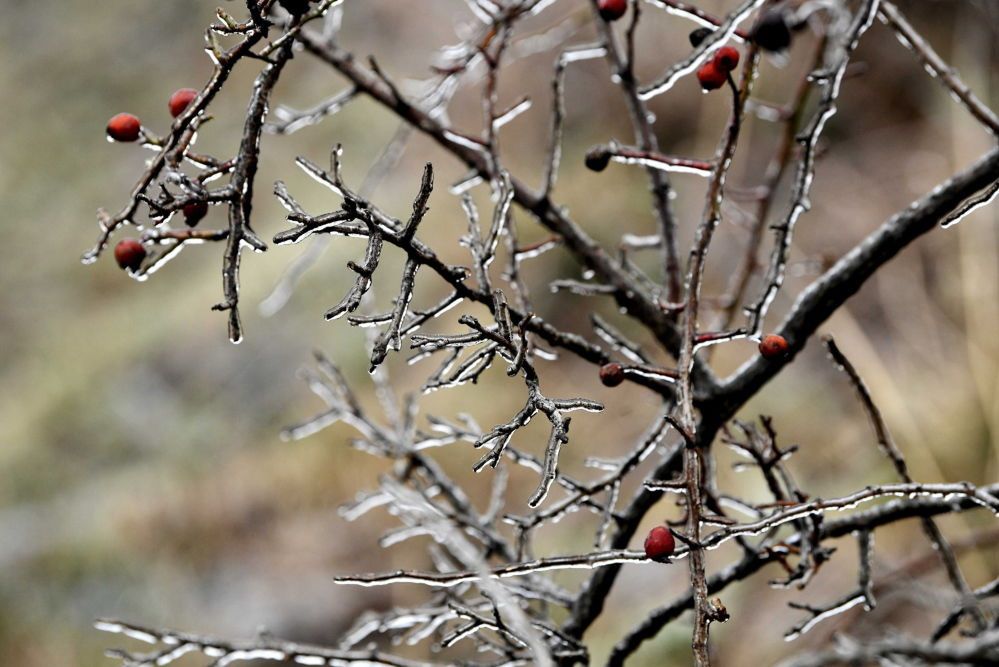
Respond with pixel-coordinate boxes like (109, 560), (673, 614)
(114, 239), (147, 272)
(696, 63), (727, 91)
(182, 201), (209, 227)
(585, 147), (611, 172)
(598, 0), (627, 22)
(644, 526), (676, 561)
(688, 27), (713, 48)
(599, 362), (625, 387)
(750, 10), (792, 53)
(708, 598), (730, 623)
(758, 334), (789, 360)
(168, 88), (199, 118)
(106, 113), (142, 142)
(713, 46), (741, 72)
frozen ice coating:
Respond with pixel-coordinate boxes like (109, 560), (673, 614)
(494, 98), (532, 128)
(293, 657), (327, 666)
(69, 0), (999, 665)
(333, 549), (649, 588)
(941, 181), (999, 229)
(267, 87), (357, 135)
(562, 45), (607, 63)
(442, 129), (489, 153)
(611, 154), (714, 176)
(784, 595), (868, 642)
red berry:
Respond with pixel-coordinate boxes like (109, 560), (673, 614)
(696, 63), (727, 91)
(713, 46), (741, 72)
(114, 239), (147, 272)
(598, 0), (627, 22)
(758, 334), (789, 360)
(168, 88), (198, 118)
(644, 526), (676, 561)
(599, 363), (625, 387)
(106, 113), (142, 142)
(182, 201), (209, 227)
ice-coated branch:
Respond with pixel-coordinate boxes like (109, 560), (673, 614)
(86, 1), (341, 342)
(784, 530), (875, 641)
(335, 481), (999, 591)
(878, 1), (999, 135)
(824, 335), (988, 634)
(590, 0), (682, 301)
(774, 628), (999, 667)
(742, 0), (881, 340)
(334, 549), (649, 588)
(715, 146), (999, 419)
(606, 482), (999, 666)
(96, 618), (434, 667)
(89, 2), (999, 666)
(215, 39), (296, 342)
(458, 308), (603, 506)
(294, 27), (709, 370)
(672, 39), (757, 665)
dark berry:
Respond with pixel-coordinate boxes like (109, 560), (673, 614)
(182, 201), (209, 227)
(585, 147), (611, 172)
(689, 27), (713, 48)
(279, 0), (313, 14)
(750, 10), (792, 52)
(599, 363), (625, 387)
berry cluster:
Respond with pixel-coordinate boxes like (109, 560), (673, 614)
(696, 45), (741, 91)
(689, 7), (796, 93)
(106, 87), (208, 274)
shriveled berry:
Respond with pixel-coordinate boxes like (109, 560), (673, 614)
(599, 362), (625, 387)
(106, 113), (142, 142)
(713, 46), (741, 72)
(597, 0), (627, 22)
(279, 0), (313, 14)
(688, 27), (713, 48)
(114, 239), (147, 272)
(644, 526), (676, 561)
(585, 147), (611, 172)
(696, 63), (727, 91)
(168, 88), (198, 118)
(182, 201), (209, 227)
(751, 10), (792, 52)
(758, 334), (789, 360)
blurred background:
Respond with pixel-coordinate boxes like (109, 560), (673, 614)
(1, 1), (997, 664)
